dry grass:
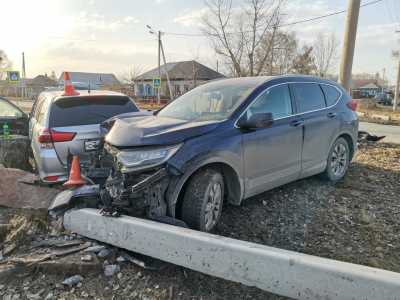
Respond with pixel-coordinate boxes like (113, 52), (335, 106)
(357, 99), (400, 125)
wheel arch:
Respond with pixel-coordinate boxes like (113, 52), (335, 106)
(336, 132), (356, 160)
(167, 159), (243, 218)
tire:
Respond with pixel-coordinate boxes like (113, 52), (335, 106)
(322, 137), (350, 182)
(180, 168), (224, 232)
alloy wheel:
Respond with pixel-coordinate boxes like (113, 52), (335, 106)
(204, 182), (222, 231)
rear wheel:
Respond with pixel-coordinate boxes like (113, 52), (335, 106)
(180, 168), (224, 232)
(322, 137), (350, 182)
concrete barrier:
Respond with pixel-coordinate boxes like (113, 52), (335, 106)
(64, 208), (400, 300)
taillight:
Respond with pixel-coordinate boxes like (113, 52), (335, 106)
(38, 129), (76, 146)
(347, 99), (358, 111)
(51, 130), (76, 142)
(38, 129), (52, 143)
(44, 175), (59, 182)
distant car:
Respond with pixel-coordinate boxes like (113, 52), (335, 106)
(375, 93), (393, 106)
(101, 75), (359, 232)
(29, 90), (140, 183)
(0, 96), (29, 136)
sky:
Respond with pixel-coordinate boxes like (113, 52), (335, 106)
(1, 0), (399, 83)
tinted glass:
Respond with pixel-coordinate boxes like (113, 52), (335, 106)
(292, 83), (326, 113)
(50, 96), (139, 127)
(321, 84), (340, 106)
(247, 84), (292, 119)
(0, 100), (23, 118)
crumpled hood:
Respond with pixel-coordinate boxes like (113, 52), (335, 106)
(105, 115), (221, 147)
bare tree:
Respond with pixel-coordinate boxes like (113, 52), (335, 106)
(256, 30), (298, 75)
(0, 50), (12, 80)
(119, 65), (145, 85)
(202, 0), (284, 77)
(292, 46), (315, 75)
(273, 32), (298, 74)
(313, 32), (339, 78)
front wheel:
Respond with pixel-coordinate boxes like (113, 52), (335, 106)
(180, 168), (224, 232)
(322, 137), (350, 182)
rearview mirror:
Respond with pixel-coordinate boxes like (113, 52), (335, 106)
(237, 112), (274, 129)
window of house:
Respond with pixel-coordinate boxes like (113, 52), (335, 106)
(247, 84), (292, 119)
(174, 85), (181, 96)
(320, 84), (340, 106)
(291, 83), (326, 113)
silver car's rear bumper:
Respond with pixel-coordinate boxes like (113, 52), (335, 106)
(34, 148), (68, 183)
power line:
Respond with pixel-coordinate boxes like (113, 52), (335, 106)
(163, 0), (384, 37)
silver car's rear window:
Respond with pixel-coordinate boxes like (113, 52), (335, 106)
(49, 96), (139, 127)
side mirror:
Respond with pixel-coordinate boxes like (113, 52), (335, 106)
(237, 112), (274, 129)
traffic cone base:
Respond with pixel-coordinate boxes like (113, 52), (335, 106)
(63, 155), (86, 188)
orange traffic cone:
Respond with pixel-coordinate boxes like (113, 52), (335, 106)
(63, 155), (86, 188)
(62, 71), (80, 96)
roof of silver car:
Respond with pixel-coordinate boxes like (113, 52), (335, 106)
(39, 90), (128, 102)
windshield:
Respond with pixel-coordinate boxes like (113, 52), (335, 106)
(157, 80), (259, 122)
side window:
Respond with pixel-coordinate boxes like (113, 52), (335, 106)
(248, 84), (292, 120)
(33, 97), (44, 120)
(0, 101), (23, 118)
(321, 84), (340, 106)
(37, 99), (50, 126)
(292, 83), (326, 113)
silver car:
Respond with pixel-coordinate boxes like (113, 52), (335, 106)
(29, 90), (139, 183)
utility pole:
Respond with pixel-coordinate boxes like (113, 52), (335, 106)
(21, 52), (26, 100)
(147, 25), (174, 103)
(159, 39), (174, 101)
(157, 31), (161, 105)
(339, 0), (361, 92)
(394, 31), (400, 112)
(394, 56), (400, 112)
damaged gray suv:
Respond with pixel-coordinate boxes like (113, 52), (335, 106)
(99, 75), (358, 232)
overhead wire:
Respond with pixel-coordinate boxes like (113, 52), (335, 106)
(163, 0), (385, 37)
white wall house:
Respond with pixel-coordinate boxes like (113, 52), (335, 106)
(135, 60), (225, 100)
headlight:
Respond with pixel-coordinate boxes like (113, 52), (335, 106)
(116, 144), (181, 172)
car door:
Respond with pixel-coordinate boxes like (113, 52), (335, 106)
(241, 84), (303, 198)
(290, 83), (341, 176)
(0, 98), (29, 136)
(29, 95), (45, 140)
(31, 97), (51, 165)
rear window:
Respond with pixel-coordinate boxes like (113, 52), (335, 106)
(49, 96), (139, 127)
(321, 84), (341, 106)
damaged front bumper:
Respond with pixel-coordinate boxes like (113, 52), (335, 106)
(49, 143), (184, 222)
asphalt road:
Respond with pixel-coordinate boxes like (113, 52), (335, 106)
(360, 122), (400, 144)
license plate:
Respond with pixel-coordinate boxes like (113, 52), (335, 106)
(84, 139), (101, 152)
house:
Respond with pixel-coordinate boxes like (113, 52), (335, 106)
(58, 72), (121, 90)
(26, 75), (58, 99)
(135, 60), (225, 99)
(0, 74), (58, 99)
(351, 79), (383, 98)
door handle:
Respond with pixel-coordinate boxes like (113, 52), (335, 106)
(327, 112), (337, 119)
(290, 120), (304, 127)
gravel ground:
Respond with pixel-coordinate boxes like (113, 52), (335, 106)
(1, 142), (400, 300)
